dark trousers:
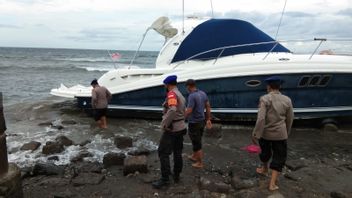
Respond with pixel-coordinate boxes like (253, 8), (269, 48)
(158, 129), (186, 179)
(188, 122), (205, 152)
(259, 138), (287, 172)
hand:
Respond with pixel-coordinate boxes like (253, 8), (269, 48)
(251, 136), (259, 145)
(206, 120), (212, 129)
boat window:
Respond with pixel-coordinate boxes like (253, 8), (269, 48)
(308, 75), (321, 86)
(298, 76), (311, 87)
(245, 80), (261, 87)
(318, 75), (332, 87)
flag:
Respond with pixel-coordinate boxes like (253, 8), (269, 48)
(111, 52), (121, 60)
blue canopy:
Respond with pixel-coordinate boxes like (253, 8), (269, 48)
(171, 19), (290, 63)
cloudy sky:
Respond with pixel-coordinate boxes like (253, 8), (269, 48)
(0, 0), (351, 51)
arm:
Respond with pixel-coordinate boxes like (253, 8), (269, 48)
(161, 91), (178, 131)
(185, 94), (195, 118)
(252, 98), (267, 141)
(91, 90), (97, 109)
(286, 101), (294, 136)
(106, 88), (112, 102)
(205, 101), (212, 129)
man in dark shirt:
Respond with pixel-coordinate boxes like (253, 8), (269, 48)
(185, 79), (212, 169)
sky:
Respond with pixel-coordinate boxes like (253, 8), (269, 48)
(0, 0), (351, 51)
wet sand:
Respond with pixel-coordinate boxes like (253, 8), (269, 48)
(4, 101), (352, 197)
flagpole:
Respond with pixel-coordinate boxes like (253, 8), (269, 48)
(182, 0), (185, 34)
(107, 50), (118, 69)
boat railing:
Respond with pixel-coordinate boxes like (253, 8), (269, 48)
(172, 38), (352, 69)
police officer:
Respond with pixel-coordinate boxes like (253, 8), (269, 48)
(252, 76), (294, 191)
(152, 75), (187, 189)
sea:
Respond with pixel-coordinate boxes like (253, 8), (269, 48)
(0, 47), (160, 167)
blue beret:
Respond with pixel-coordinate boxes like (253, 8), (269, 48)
(265, 76), (283, 84)
(163, 75), (177, 84)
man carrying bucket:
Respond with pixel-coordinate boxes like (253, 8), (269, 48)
(252, 76), (294, 191)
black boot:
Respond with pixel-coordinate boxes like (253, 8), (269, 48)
(152, 177), (170, 189)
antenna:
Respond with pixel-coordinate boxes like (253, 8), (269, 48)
(182, 0), (185, 34)
(275, 0), (288, 40)
(210, 0), (214, 18)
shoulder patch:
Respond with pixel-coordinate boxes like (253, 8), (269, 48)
(167, 91), (178, 106)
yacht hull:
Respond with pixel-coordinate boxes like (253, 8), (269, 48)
(76, 72), (352, 122)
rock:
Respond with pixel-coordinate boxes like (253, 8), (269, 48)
(20, 167), (32, 179)
(323, 123), (339, 132)
(330, 191), (348, 198)
(52, 125), (64, 130)
(55, 135), (74, 146)
(231, 176), (258, 190)
(38, 178), (70, 186)
(101, 131), (115, 139)
(234, 190), (258, 198)
(78, 139), (91, 147)
(284, 172), (301, 181)
(285, 159), (309, 171)
(103, 152), (126, 167)
(123, 155), (148, 176)
(128, 147), (151, 156)
(70, 150), (93, 162)
(42, 141), (64, 155)
(205, 123), (222, 138)
(48, 156), (59, 161)
(38, 121), (53, 127)
(52, 189), (74, 198)
(20, 141), (41, 151)
(32, 163), (65, 176)
(268, 192), (285, 198)
(77, 162), (103, 174)
(72, 173), (105, 186)
(61, 120), (77, 125)
(114, 136), (133, 149)
(198, 177), (231, 194)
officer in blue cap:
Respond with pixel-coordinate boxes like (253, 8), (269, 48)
(152, 75), (187, 189)
(252, 76), (294, 191)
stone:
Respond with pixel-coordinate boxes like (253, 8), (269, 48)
(103, 152), (126, 167)
(38, 121), (53, 127)
(330, 191), (348, 198)
(78, 139), (91, 147)
(0, 164), (23, 198)
(285, 159), (308, 171)
(72, 173), (105, 186)
(48, 156), (59, 161)
(61, 120), (77, 125)
(52, 189), (74, 198)
(323, 123), (339, 132)
(123, 155), (148, 176)
(284, 172), (301, 181)
(78, 162), (103, 174)
(231, 176), (258, 190)
(55, 135), (74, 146)
(114, 136), (133, 149)
(128, 147), (151, 156)
(42, 141), (64, 155)
(20, 141), (41, 151)
(52, 125), (64, 130)
(204, 123), (222, 138)
(70, 150), (93, 162)
(198, 177), (231, 194)
(32, 163), (65, 176)
(38, 178), (70, 186)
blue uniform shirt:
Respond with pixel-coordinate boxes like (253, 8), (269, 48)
(187, 89), (208, 123)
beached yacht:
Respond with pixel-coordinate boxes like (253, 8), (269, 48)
(51, 17), (352, 122)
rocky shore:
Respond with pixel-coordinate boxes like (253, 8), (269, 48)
(4, 101), (352, 198)
(18, 125), (352, 198)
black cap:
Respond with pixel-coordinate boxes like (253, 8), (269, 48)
(185, 79), (196, 86)
(91, 79), (98, 85)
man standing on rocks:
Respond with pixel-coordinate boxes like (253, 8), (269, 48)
(152, 75), (187, 189)
(91, 79), (112, 129)
(185, 79), (212, 169)
(252, 76), (294, 191)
